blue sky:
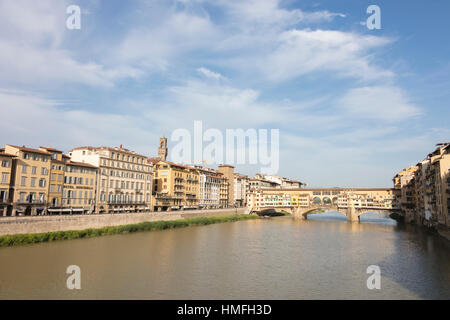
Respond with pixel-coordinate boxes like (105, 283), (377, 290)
(0, 0), (449, 187)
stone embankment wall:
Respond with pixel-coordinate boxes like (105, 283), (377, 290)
(0, 208), (247, 236)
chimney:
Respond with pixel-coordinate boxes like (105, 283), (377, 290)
(120, 144), (123, 149)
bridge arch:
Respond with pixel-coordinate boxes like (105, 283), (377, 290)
(312, 197), (322, 205)
(322, 197), (332, 205)
(294, 206), (347, 220)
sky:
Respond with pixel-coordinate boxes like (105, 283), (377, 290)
(0, 0), (449, 188)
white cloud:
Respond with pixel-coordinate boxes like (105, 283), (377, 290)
(338, 86), (422, 121)
(196, 67), (227, 80)
(0, 0), (144, 88)
(0, 89), (158, 154)
(219, 29), (394, 83)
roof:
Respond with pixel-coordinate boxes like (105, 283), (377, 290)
(0, 152), (16, 158)
(40, 146), (63, 153)
(6, 144), (51, 155)
(66, 161), (98, 169)
(155, 160), (198, 171)
(218, 164), (234, 168)
(147, 157), (160, 164)
(71, 146), (149, 159)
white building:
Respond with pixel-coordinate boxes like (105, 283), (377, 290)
(69, 145), (153, 213)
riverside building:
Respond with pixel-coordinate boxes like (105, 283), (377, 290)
(69, 145), (152, 213)
(3, 145), (51, 216)
(152, 160), (199, 211)
(0, 150), (14, 216)
(394, 143), (450, 229)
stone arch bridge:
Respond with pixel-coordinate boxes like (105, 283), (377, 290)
(258, 204), (393, 222)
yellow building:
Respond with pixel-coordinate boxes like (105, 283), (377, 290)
(426, 143), (450, 227)
(218, 164), (234, 207)
(0, 150), (15, 216)
(4, 145), (51, 216)
(393, 166), (418, 189)
(61, 160), (98, 214)
(219, 177), (229, 208)
(152, 160), (199, 211)
(39, 147), (66, 208)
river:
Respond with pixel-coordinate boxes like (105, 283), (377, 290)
(0, 211), (449, 299)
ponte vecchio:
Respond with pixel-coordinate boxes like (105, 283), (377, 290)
(246, 188), (401, 222)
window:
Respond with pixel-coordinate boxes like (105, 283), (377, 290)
(22, 165), (27, 174)
(30, 178), (36, 187)
(1, 173), (8, 184)
(0, 190), (7, 202)
(1, 160), (10, 168)
(38, 178), (46, 187)
(51, 173), (56, 180)
(50, 184), (55, 193)
(41, 167), (48, 175)
(21, 176), (26, 186)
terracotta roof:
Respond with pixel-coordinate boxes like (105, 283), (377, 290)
(6, 144), (51, 155)
(155, 160), (198, 171)
(66, 161), (98, 169)
(40, 146), (63, 153)
(147, 157), (160, 164)
(218, 164), (234, 168)
(0, 152), (16, 158)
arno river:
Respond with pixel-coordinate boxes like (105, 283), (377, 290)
(0, 212), (449, 299)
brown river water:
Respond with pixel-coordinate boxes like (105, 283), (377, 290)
(0, 211), (449, 299)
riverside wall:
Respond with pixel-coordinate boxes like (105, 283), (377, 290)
(0, 208), (247, 236)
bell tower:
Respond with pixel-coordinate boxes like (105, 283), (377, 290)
(158, 136), (168, 161)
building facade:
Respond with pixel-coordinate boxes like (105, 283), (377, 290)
(394, 143), (450, 229)
(69, 146), (152, 213)
(4, 145), (51, 216)
(247, 188), (399, 212)
(0, 151), (14, 216)
(197, 167), (222, 209)
(218, 164), (235, 207)
(152, 160), (199, 211)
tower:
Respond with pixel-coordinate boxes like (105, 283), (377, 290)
(218, 164), (235, 207)
(158, 136), (168, 161)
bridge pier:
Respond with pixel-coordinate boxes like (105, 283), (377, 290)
(346, 206), (360, 222)
(292, 207), (304, 220)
